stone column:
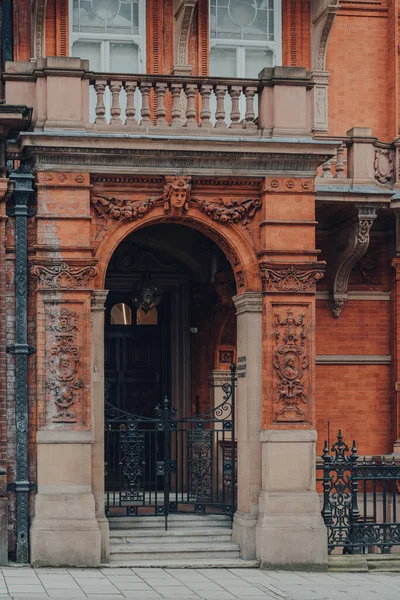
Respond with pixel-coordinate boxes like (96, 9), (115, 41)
(30, 172), (101, 566)
(231, 292), (262, 560)
(91, 290), (109, 562)
(256, 177), (327, 569)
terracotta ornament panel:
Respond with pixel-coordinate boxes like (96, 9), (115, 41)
(261, 262), (325, 293)
(41, 300), (90, 428)
(32, 262), (98, 289)
(272, 306), (310, 423)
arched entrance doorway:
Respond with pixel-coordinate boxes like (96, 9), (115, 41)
(103, 224), (238, 521)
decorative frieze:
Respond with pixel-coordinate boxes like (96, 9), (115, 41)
(32, 262), (98, 289)
(273, 308), (309, 423)
(264, 178), (314, 193)
(46, 308), (83, 423)
(260, 262), (325, 293)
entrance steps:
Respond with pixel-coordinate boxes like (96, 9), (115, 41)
(107, 514), (259, 568)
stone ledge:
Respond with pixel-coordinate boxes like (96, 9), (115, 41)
(329, 554), (400, 572)
(260, 429), (317, 443)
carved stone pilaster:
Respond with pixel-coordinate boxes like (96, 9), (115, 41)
(172, 0), (198, 75)
(311, 71), (330, 133)
(330, 204), (379, 318)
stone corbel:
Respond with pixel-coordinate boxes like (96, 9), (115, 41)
(311, 1), (340, 133)
(172, 0), (198, 75)
(330, 204), (379, 318)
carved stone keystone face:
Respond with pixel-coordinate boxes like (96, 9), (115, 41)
(163, 176), (191, 216)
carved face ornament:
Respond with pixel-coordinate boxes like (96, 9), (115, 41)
(163, 176), (191, 215)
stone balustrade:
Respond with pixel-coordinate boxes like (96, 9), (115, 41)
(316, 130), (396, 187)
(3, 57), (314, 138)
(90, 74), (259, 131)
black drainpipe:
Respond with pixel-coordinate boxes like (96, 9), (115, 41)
(7, 166), (35, 563)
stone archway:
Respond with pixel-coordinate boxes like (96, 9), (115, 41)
(91, 200), (263, 561)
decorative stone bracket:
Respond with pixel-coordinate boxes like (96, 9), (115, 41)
(330, 204), (379, 318)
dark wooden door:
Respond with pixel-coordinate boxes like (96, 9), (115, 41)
(104, 308), (165, 417)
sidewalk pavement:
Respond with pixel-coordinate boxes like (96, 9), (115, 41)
(0, 567), (398, 600)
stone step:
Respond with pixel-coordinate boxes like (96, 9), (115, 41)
(108, 515), (232, 529)
(104, 558), (260, 568)
(110, 528), (232, 544)
(110, 542), (240, 561)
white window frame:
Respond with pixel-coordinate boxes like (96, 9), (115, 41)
(69, 0), (146, 73)
(209, 0), (282, 77)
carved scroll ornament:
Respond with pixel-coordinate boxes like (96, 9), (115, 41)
(330, 204), (379, 318)
(273, 309), (308, 423)
(261, 263), (325, 293)
(46, 309), (83, 423)
(32, 262), (98, 289)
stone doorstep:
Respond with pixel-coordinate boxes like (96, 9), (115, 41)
(329, 554), (400, 572)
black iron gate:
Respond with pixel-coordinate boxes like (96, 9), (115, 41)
(105, 364), (236, 525)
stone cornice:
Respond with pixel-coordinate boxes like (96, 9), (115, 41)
(12, 133), (336, 176)
(232, 292), (263, 314)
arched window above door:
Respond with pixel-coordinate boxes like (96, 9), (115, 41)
(209, 0), (282, 78)
(69, 0), (146, 72)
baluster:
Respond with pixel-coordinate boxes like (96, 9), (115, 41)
(322, 159), (333, 178)
(155, 82), (168, 127)
(170, 82), (183, 128)
(214, 84), (228, 129)
(243, 85), (257, 129)
(229, 85), (242, 129)
(110, 80), (122, 126)
(184, 83), (198, 129)
(124, 81), (138, 128)
(335, 143), (346, 178)
(139, 82), (152, 127)
(200, 84), (213, 129)
(94, 79), (107, 125)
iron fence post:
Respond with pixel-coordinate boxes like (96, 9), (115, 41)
(7, 166), (35, 563)
(230, 363), (237, 516)
(349, 440), (360, 553)
(163, 396), (170, 531)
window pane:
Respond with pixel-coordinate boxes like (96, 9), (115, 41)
(111, 303), (132, 325)
(137, 307), (158, 325)
(71, 40), (101, 70)
(72, 0), (139, 35)
(245, 47), (273, 77)
(210, 46), (237, 77)
(110, 42), (139, 73)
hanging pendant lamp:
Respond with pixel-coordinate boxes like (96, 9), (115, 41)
(132, 246), (163, 314)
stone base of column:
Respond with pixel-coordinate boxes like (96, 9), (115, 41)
(233, 511), (258, 560)
(97, 516), (110, 563)
(30, 494), (101, 567)
(256, 429), (328, 570)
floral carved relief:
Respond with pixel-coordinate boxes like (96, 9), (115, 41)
(261, 263), (325, 293)
(197, 196), (261, 225)
(32, 262), (98, 289)
(91, 194), (158, 224)
(273, 308), (308, 423)
(46, 309), (83, 423)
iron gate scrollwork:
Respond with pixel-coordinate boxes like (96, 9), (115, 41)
(319, 430), (400, 554)
(105, 364), (237, 525)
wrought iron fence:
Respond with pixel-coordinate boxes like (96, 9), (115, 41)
(318, 431), (400, 554)
(104, 364), (236, 528)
